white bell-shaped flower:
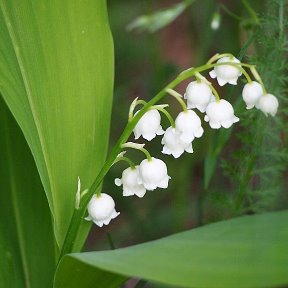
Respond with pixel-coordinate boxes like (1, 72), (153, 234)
(205, 99), (239, 129)
(115, 166), (146, 198)
(184, 81), (213, 112)
(138, 157), (170, 191)
(242, 81), (263, 109)
(161, 127), (193, 158)
(209, 56), (242, 86)
(133, 110), (164, 141)
(175, 110), (204, 143)
(85, 193), (120, 227)
(256, 94), (279, 117)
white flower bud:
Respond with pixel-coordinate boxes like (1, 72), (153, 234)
(161, 127), (193, 158)
(211, 12), (221, 30)
(242, 81), (263, 109)
(184, 81), (213, 113)
(209, 56), (242, 86)
(133, 110), (164, 141)
(115, 166), (146, 198)
(256, 94), (279, 117)
(205, 99), (239, 129)
(85, 193), (120, 227)
(175, 110), (204, 143)
(138, 157), (170, 191)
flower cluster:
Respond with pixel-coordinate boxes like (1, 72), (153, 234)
(115, 156), (170, 195)
(84, 53), (279, 227)
(242, 82), (278, 116)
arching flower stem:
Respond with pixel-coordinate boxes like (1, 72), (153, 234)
(113, 156), (136, 170)
(207, 53), (235, 64)
(210, 85), (221, 103)
(250, 66), (267, 94)
(128, 98), (147, 121)
(151, 105), (175, 128)
(195, 72), (221, 102)
(121, 142), (152, 161)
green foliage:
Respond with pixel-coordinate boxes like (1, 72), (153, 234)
(0, 0), (114, 250)
(0, 0), (287, 287)
(221, 0), (288, 215)
(55, 210), (288, 288)
(0, 97), (55, 288)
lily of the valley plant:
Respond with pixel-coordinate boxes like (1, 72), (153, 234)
(61, 53), (278, 257)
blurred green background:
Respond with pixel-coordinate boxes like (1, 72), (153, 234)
(85, 2), (288, 287)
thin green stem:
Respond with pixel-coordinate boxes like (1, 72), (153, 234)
(121, 142), (152, 161)
(207, 53), (235, 65)
(194, 72), (210, 83)
(195, 76), (201, 83)
(106, 233), (116, 250)
(279, 0), (284, 39)
(139, 148), (152, 161)
(194, 72), (221, 102)
(210, 85), (221, 102)
(219, 4), (245, 21)
(250, 66), (267, 94)
(113, 156), (135, 169)
(166, 88), (187, 111)
(240, 67), (252, 83)
(241, 0), (259, 24)
(233, 154), (257, 214)
(152, 106), (175, 127)
(128, 99), (147, 121)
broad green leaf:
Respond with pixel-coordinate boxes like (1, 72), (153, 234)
(55, 210), (288, 288)
(0, 0), (114, 249)
(0, 98), (55, 288)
